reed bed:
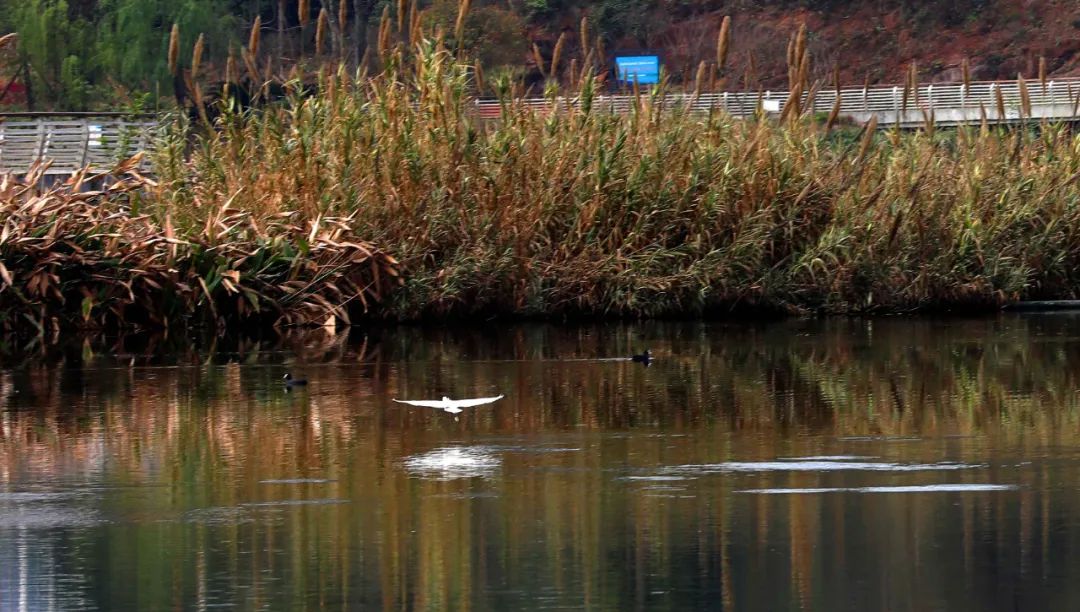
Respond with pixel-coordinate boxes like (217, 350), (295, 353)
(148, 38), (1080, 322)
(0, 160), (400, 331)
(9, 31), (1080, 329)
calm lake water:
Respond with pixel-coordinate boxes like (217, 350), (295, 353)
(3, 316), (1080, 610)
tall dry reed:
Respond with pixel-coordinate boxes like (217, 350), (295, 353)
(143, 40), (1080, 320)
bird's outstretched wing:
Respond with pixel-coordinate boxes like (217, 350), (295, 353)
(392, 395), (505, 414)
(446, 395), (505, 408)
(393, 399), (454, 409)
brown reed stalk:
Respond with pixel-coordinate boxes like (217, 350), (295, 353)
(825, 92), (841, 130)
(192, 82), (210, 126)
(297, 0), (311, 60)
(473, 60), (485, 94)
(377, 6), (391, 61)
(717, 16), (731, 72)
(1018, 73), (1032, 118)
(168, 24), (180, 76)
(191, 33), (205, 81)
(857, 115), (877, 160)
(225, 50), (236, 84)
(532, 43), (547, 78)
(908, 62), (918, 104)
(550, 32), (566, 80)
(397, 0), (407, 32)
(580, 16), (589, 56)
(454, 0), (471, 53)
(1039, 56), (1047, 91)
(241, 48), (262, 85)
(298, 0), (311, 27)
(995, 85), (1006, 123)
(961, 57), (970, 93)
(246, 17), (261, 58)
(409, 3), (421, 46)
(569, 58), (578, 88)
(794, 24), (806, 74)
(786, 34), (795, 86)
(693, 60), (706, 99)
(316, 8), (329, 55)
(338, 0), (348, 33)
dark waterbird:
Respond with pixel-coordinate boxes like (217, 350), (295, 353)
(283, 373), (308, 388)
(631, 349), (652, 365)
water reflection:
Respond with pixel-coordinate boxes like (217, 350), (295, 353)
(403, 447), (502, 480)
(1, 316), (1080, 609)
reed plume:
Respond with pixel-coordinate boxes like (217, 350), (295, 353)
(191, 33), (204, 80)
(550, 32), (566, 80)
(1018, 73), (1032, 118)
(298, 0), (311, 27)
(248, 16), (261, 57)
(532, 42), (546, 78)
(377, 6), (391, 60)
(693, 60), (706, 99)
(316, 8), (329, 55)
(995, 84), (1006, 122)
(717, 16), (731, 72)
(454, 0), (471, 53)
(168, 24), (180, 76)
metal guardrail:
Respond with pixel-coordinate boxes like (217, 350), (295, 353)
(474, 77), (1080, 127)
(0, 113), (157, 176)
(4, 78), (1080, 176)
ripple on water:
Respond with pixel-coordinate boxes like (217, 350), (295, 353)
(660, 460), (981, 474)
(402, 446), (501, 480)
(183, 506), (258, 525)
(736, 484), (1020, 494)
(0, 490), (106, 529)
(778, 455), (879, 462)
(242, 499), (350, 508)
(258, 479), (336, 484)
(0, 506), (106, 529)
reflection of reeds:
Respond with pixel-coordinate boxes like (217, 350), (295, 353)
(0, 320), (1076, 609)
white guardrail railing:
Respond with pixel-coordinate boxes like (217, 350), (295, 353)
(474, 77), (1080, 127)
(0, 113), (157, 176)
(4, 78), (1080, 175)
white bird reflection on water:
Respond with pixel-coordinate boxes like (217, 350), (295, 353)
(402, 446), (502, 480)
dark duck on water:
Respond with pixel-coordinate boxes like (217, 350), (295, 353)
(283, 373), (308, 388)
(631, 349), (651, 365)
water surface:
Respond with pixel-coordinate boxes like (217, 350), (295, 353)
(3, 316), (1080, 610)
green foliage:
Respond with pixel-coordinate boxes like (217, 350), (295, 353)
(589, 0), (667, 46)
(10, 0), (97, 104)
(423, 0), (527, 68)
(60, 54), (91, 108)
(0, 0), (237, 108)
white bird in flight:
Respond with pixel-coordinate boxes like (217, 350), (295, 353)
(392, 395), (505, 414)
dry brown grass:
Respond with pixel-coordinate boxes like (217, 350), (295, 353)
(0, 158), (399, 332)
